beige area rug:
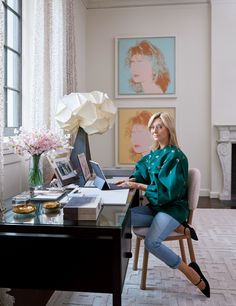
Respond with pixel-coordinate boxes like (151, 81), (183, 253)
(47, 208), (236, 306)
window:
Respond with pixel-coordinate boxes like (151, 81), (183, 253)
(2, 0), (22, 136)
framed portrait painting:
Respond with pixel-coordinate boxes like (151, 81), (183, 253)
(115, 36), (176, 98)
(116, 107), (176, 166)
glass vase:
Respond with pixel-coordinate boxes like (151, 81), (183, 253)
(29, 154), (43, 188)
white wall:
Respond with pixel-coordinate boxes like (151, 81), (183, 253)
(210, 0), (236, 197)
(3, 149), (29, 200)
(86, 3), (211, 195)
(6, 1), (236, 199)
(211, 0), (236, 125)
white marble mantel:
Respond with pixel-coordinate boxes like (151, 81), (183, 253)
(215, 125), (236, 200)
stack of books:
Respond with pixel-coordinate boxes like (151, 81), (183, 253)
(63, 195), (102, 220)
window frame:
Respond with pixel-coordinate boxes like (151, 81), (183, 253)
(2, 0), (22, 136)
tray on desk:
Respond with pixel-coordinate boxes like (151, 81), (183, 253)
(30, 190), (66, 201)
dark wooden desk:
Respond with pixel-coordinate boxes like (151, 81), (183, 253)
(0, 189), (139, 306)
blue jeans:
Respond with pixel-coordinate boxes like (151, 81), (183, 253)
(131, 205), (181, 269)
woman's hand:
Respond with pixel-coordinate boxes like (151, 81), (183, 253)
(116, 180), (145, 190)
(115, 177), (135, 185)
(116, 180), (136, 189)
(115, 179), (126, 185)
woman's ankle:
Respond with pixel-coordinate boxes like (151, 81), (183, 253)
(178, 261), (206, 290)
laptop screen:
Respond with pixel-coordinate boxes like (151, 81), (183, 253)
(89, 160), (108, 189)
(89, 160), (129, 190)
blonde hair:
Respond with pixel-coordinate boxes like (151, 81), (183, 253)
(148, 112), (179, 149)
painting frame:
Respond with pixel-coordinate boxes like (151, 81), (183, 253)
(115, 107), (176, 166)
(51, 157), (78, 186)
(115, 36), (176, 99)
(77, 153), (91, 182)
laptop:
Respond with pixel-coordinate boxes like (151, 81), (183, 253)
(89, 160), (129, 190)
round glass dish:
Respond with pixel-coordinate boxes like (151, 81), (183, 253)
(12, 203), (37, 214)
(43, 201), (60, 214)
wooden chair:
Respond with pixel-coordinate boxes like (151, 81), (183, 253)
(132, 168), (201, 290)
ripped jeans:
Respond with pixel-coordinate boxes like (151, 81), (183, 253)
(131, 205), (181, 269)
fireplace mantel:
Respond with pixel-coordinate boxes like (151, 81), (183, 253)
(216, 125), (236, 142)
(215, 125), (236, 200)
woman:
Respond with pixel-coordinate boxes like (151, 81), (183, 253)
(126, 40), (170, 94)
(117, 112), (210, 298)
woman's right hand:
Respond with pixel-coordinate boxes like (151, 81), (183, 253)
(115, 179), (126, 185)
(115, 177), (136, 185)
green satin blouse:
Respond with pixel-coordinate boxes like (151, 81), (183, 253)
(131, 145), (189, 223)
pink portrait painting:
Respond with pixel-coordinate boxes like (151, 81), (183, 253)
(117, 108), (176, 165)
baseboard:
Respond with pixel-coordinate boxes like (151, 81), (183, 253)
(200, 189), (210, 197)
(199, 189), (220, 199)
(209, 191), (220, 198)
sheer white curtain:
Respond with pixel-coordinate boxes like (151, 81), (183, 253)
(23, 0), (78, 130)
(64, 0), (78, 94)
(23, 0), (78, 181)
(24, 0), (64, 130)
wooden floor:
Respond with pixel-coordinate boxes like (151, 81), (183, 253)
(198, 196), (236, 209)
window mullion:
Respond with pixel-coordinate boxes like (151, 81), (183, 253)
(2, 0), (22, 135)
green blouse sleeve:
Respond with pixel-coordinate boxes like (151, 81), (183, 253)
(145, 151), (188, 207)
(130, 155), (151, 184)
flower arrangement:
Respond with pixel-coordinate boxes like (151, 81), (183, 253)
(8, 127), (71, 157)
(8, 127), (72, 188)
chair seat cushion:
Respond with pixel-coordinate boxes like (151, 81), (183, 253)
(133, 227), (149, 237)
(133, 227), (185, 239)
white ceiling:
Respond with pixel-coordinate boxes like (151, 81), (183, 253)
(83, 0), (210, 9)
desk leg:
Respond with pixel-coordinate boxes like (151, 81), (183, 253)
(113, 292), (121, 306)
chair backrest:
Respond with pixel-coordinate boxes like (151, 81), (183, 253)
(188, 168), (201, 211)
(133, 167), (201, 238)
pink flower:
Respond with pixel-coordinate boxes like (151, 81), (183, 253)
(8, 127), (71, 156)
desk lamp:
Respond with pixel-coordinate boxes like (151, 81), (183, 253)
(55, 91), (117, 175)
